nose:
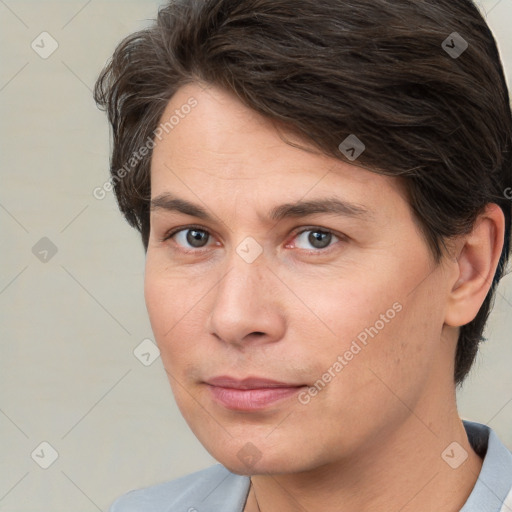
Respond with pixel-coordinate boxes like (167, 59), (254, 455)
(206, 246), (287, 349)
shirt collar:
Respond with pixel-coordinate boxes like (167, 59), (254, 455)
(461, 420), (512, 512)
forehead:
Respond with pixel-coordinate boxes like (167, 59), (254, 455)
(150, 83), (409, 221)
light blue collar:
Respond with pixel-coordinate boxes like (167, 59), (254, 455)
(461, 420), (512, 512)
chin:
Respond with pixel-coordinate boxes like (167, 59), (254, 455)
(217, 456), (291, 476)
(205, 440), (313, 476)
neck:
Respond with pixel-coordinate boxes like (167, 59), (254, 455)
(245, 397), (482, 512)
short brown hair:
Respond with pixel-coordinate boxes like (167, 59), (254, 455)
(94, 0), (512, 385)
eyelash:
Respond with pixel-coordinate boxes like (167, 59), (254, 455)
(161, 225), (346, 255)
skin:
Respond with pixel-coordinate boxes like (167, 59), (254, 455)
(145, 82), (505, 512)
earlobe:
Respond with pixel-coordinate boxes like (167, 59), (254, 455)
(445, 203), (505, 327)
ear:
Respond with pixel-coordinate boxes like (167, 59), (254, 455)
(444, 203), (505, 327)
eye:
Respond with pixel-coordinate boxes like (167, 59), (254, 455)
(291, 228), (342, 252)
(162, 225), (345, 254)
(163, 226), (214, 251)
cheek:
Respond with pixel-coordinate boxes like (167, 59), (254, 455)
(299, 269), (400, 350)
(144, 266), (170, 339)
(336, 277), (447, 412)
(144, 260), (189, 354)
(299, 258), (441, 393)
(144, 250), (194, 329)
(144, 257), (215, 381)
(144, 269), (199, 412)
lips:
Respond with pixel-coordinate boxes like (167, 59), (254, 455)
(205, 375), (307, 411)
(206, 375), (304, 389)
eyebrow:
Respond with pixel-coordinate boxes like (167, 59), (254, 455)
(150, 193), (372, 223)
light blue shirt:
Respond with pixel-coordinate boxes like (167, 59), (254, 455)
(110, 420), (512, 512)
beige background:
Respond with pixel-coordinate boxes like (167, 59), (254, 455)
(0, 1), (511, 510)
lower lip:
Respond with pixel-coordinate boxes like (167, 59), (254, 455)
(207, 385), (305, 411)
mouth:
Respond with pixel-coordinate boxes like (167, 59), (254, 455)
(204, 375), (308, 411)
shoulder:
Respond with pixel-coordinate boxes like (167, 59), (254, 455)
(109, 464), (251, 512)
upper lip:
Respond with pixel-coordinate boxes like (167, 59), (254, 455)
(205, 376), (305, 389)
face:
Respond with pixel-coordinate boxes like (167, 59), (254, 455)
(145, 83), (456, 475)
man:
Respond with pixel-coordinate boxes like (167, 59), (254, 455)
(94, 0), (512, 510)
